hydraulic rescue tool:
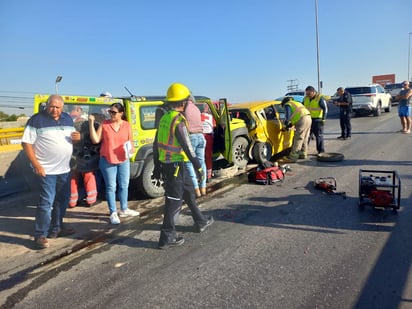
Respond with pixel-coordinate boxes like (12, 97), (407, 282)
(314, 177), (346, 198)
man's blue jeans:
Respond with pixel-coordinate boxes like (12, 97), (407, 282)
(99, 157), (130, 214)
(35, 172), (71, 238)
(185, 133), (207, 189)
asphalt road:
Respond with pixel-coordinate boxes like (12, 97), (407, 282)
(6, 108), (412, 309)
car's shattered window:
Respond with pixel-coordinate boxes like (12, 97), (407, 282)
(63, 104), (111, 123)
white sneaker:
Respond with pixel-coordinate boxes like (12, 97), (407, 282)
(119, 209), (140, 218)
(110, 212), (120, 224)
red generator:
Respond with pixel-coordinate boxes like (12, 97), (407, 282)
(358, 169), (401, 212)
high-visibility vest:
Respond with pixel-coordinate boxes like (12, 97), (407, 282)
(285, 101), (310, 125)
(303, 93), (324, 119)
(157, 110), (189, 163)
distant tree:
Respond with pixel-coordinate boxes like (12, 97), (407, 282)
(7, 114), (18, 121)
(0, 111), (7, 121)
(0, 111), (27, 122)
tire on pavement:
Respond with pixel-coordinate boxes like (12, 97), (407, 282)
(316, 152), (344, 162)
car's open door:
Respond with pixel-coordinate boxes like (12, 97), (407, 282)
(217, 98), (232, 162)
(199, 97), (249, 167)
(200, 97), (232, 162)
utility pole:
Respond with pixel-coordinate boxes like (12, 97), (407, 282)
(315, 0), (321, 93)
(408, 32), (412, 82)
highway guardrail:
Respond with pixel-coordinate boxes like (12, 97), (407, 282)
(0, 127), (23, 152)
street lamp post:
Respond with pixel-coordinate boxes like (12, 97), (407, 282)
(55, 76), (62, 94)
(315, 0), (321, 93)
(408, 32), (412, 82)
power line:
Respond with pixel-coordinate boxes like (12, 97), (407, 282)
(0, 95), (33, 100)
(0, 90), (37, 94)
(286, 79), (299, 92)
(0, 104), (29, 109)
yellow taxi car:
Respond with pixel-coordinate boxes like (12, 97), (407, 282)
(229, 100), (294, 163)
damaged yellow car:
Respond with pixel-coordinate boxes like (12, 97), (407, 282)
(229, 100), (294, 164)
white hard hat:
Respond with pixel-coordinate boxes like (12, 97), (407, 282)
(100, 91), (112, 98)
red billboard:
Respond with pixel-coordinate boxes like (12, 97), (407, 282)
(372, 74), (395, 86)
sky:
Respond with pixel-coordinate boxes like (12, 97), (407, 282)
(0, 0), (411, 115)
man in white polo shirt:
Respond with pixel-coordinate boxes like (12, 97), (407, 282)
(22, 95), (80, 249)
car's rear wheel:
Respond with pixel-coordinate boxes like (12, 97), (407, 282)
(232, 136), (249, 168)
(252, 142), (272, 164)
(138, 156), (164, 198)
(384, 100), (391, 113)
(373, 102), (382, 117)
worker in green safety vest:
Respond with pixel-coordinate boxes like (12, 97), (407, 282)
(153, 83), (214, 250)
(281, 96), (312, 163)
(303, 86), (328, 154)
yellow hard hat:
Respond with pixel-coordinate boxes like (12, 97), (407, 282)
(166, 83), (191, 102)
